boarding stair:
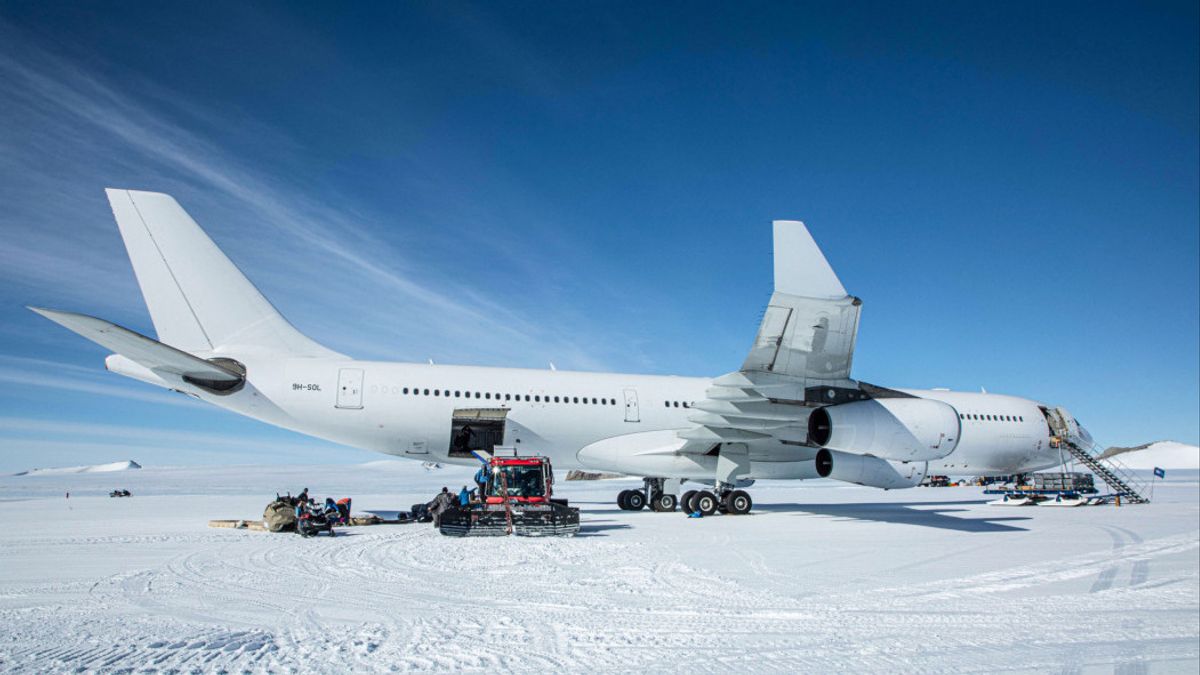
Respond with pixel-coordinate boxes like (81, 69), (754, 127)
(1044, 406), (1150, 503)
(1061, 441), (1150, 504)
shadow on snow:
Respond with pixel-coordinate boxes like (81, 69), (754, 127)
(754, 499), (1031, 532)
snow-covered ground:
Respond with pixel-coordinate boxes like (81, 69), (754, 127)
(1, 462), (1197, 673)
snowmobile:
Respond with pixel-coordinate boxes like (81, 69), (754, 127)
(109, 489), (132, 498)
(296, 504), (336, 537)
(438, 450), (579, 537)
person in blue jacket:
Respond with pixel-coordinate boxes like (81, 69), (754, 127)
(458, 486), (471, 507)
(474, 464), (489, 499)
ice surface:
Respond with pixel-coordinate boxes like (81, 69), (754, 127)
(0, 462), (1196, 673)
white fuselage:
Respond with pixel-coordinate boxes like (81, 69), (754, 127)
(169, 355), (1066, 479)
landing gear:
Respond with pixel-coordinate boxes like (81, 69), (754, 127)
(681, 485), (753, 517)
(617, 489), (646, 511)
(691, 491), (718, 516)
(617, 478), (680, 512)
(680, 490), (698, 514)
(617, 479), (753, 517)
(650, 493), (677, 512)
(723, 489), (752, 515)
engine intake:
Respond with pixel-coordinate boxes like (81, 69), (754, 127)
(808, 397), (960, 462)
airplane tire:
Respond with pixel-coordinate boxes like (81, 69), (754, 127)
(650, 494), (677, 512)
(626, 490), (646, 511)
(617, 490), (632, 510)
(693, 491), (719, 516)
(680, 490), (698, 514)
(724, 490), (752, 515)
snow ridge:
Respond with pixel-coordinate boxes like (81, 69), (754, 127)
(13, 460), (142, 476)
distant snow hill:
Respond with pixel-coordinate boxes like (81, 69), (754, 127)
(13, 460), (142, 477)
(1099, 441), (1199, 470)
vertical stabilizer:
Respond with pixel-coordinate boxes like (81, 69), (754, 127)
(105, 189), (339, 357)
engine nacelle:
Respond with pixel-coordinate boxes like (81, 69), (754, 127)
(815, 448), (927, 489)
(807, 397), (960, 461)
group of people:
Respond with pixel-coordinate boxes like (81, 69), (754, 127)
(281, 488), (352, 525)
(412, 485), (484, 526)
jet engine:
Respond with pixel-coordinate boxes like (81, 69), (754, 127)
(807, 397), (960, 462)
(814, 448), (927, 489)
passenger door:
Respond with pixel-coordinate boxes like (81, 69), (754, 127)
(623, 388), (640, 423)
(335, 368), (364, 409)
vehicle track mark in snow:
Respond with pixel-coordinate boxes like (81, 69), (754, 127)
(2, 481), (1197, 673)
(1090, 525), (1128, 593)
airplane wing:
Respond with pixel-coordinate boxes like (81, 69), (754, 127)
(28, 307), (243, 384)
(678, 220), (863, 453)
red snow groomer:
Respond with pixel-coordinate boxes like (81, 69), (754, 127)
(439, 449), (580, 537)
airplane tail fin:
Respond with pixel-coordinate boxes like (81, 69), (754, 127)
(104, 189), (339, 358)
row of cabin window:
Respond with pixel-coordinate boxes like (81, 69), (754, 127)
(664, 401), (692, 408)
(960, 413), (1023, 422)
(400, 387), (616, 406)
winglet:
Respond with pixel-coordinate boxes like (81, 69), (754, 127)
(772, 220), (847, 299)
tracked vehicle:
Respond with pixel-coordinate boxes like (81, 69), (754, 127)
(439, 450), (580, 537)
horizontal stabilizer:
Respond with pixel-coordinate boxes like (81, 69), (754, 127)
(28, 307), (241, 383)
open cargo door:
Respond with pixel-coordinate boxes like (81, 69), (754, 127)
(449, 408), (508, 458)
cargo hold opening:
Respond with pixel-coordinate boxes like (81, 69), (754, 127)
(449, 408), (508, 458)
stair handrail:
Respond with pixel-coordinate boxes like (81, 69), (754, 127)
(1065, 438), (1150, 501)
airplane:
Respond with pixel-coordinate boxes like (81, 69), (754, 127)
(31, 189), (1091, 517)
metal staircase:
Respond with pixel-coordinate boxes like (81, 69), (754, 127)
(1062, 441), (1150, 503)
(1042, 406), (1150, 504)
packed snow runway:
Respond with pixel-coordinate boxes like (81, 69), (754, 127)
(1, 462), (1197, 673)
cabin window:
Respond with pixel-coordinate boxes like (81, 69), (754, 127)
(474, 392), (481, 399)
(403, 387), (409, 394)
(554, 396), (560, 403)
(484, 393), (491, 399)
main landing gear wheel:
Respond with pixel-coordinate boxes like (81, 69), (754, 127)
(650, 493), (677, 512)
(617, 489), (633, 510)
(692, 490), (719, 516)
(625, 490), (646, 511)
(723, 490), (752, 515)
(680, 490), (698, 514)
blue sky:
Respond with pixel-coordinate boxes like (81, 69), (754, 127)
(0, 1), (1196, 472)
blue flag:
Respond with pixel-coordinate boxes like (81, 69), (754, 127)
(1153, 467), (1165, 479)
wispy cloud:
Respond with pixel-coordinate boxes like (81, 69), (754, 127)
(0, 19), (620, 372)
(0, 416), (332, 453)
